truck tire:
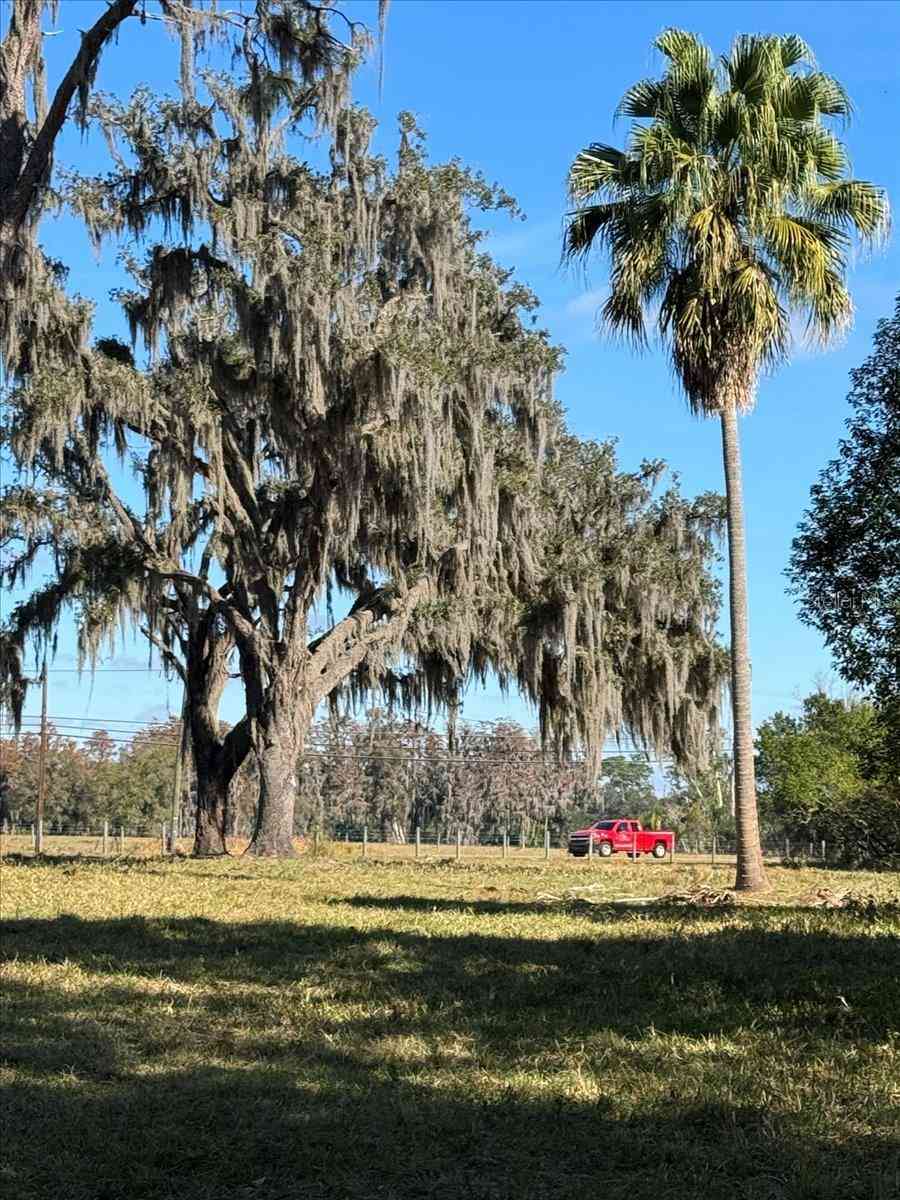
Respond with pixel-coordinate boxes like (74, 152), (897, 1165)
(598, 841), (613, 858)
(652, 842), (667, 859)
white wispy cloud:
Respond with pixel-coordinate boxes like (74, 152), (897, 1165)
(563, 288), (606, 318)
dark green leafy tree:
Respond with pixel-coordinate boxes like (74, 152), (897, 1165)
(789, 297), (900, 718)
(563, 29), (888, 890)
(756, 691), (899, 866)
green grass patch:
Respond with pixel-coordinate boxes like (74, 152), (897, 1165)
(1, 855), (898, 1199)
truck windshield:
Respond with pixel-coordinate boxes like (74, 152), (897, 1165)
(591, 821), (616, 830)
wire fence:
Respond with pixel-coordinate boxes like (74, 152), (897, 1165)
(0, 821), (833, 865)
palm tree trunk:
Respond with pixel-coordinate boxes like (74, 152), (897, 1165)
(719, 403), (767, 892)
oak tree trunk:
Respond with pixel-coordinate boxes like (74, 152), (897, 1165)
(719, 404), (768, 892)
(246, 692), (310, 858)
(188, 691), (251, 857)
(193, 769), (230, 857)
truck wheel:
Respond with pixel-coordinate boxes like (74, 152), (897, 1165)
(652, 842), (667, 859)
(598, 841), (613, 858)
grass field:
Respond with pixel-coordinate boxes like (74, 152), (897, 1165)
(1, 850), (898, 1200)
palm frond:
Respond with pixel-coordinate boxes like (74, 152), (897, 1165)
(567, 144), (627, 202)
(804, 268), (853, 345)
(655, 28), (711, 73)
(562, 203), (621, 262)
(805, 180), (890, 242)
(778, 34), (815, 70)
(616, 78), (668, 120)
(763, 213), (848, 295)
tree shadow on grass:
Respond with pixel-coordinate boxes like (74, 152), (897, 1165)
(3, 909), (900, 1199)
(3, 909), (899, 1047)
(1, 1014), (898, 1200)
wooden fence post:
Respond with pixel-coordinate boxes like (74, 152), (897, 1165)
(588, 831), (593, 861)
(313, 828), (320, 857)
(456, 827), (462, 861)
(362, 825), (368, 858)
(502, 830), (508, 860)
(31, 823), (36, 851)
(544, 828), (550, 860)
(821, 839), (826, 862)
(160, 823), (167, 856)
(784, 836), (791, 862)
(711, 834), (717, 866)
(102, 819), (109, 858)
(415, 826), (421, 860)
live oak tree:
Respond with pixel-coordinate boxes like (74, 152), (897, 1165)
(4, 7), (726, 856)
(8, 84), (727, 853)
(789, 297), (900, 716)
(563, 30), (888, 891)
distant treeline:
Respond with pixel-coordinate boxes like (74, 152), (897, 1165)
(5, 703), (895, 864)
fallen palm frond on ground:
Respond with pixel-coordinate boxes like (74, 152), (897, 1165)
(802, 888), (900, 916)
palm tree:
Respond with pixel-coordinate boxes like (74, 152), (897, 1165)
(563, 30), (888, 890)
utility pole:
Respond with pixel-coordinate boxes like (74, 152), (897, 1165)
(35, 654), (48, 854)
(170, 688), (190, 854)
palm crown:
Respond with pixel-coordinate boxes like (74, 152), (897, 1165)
(564, 29), (889, 415)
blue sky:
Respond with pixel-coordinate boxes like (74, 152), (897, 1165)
(3, 0), (898, 744)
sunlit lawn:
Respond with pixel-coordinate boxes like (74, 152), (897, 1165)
(1, 850), (898, 1199)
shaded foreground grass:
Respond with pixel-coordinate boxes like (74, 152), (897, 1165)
(1, 855), (898, 1200)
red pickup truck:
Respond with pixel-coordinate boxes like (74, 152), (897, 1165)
(568, 819), (674, 860)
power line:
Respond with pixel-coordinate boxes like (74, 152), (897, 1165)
(7, 714), (661, 756)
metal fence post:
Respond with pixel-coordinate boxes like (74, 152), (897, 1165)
(415, 826), (421, 860)
(362, 825), (368, 858)
(102, 819), (109, 858)
(456, 827), (461, 861)
(588, 831), (593, 861)
(544, 828), (550, 860)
